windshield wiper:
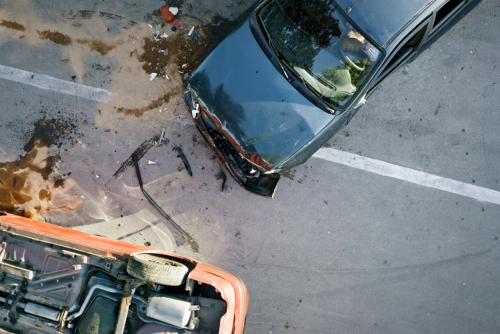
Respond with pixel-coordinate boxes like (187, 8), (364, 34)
(262, 28), (288, 80)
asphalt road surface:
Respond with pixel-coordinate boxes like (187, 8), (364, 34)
(0, 0), (499, 333)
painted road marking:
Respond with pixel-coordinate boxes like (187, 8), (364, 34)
(0, 64), (112, 102)
(313, 148), (500, 205)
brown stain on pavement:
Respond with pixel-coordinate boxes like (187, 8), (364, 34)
(0, 20), (25, 31)
(138, 32), (208, 83)
(0, 141), (58, 214)
(37, 30), (72, 45)
(77, 38), (115, 55)
(116, 92), (173, 117)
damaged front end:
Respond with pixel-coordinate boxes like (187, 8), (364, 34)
(184, 87), (280, 198)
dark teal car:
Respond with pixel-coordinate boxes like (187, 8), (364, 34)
(184, 0), (483, 197)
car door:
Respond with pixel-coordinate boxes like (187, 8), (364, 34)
(365, 16), (433, 98)
(413, 0), (482, 60)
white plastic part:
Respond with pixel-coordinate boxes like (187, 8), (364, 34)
(146, 293), (192, 328)
(150, 73), (157, 81)
(169, 7), (179, 15)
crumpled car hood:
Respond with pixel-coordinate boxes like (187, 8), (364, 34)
(188, 16), (334, 168)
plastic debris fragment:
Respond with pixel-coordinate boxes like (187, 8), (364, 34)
(192, 30), (199, 43)
(150, 73), (157, 81)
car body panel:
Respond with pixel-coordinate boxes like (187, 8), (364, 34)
(0, 213), (248, 334)
(188, 16), (334, 169)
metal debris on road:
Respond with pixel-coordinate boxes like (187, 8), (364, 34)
(172, 145), (192, 176)
(147, 159), (159, 165)
(216, 171), (227, 192)
(133, 154), (194, 242)
(159, 128), (166, 145)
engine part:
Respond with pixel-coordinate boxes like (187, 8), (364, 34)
(127, 254), (188, 286)
(146, 292), (193, 329)
(115, 279), (144, 334)
(78, 296), (119, 334)
(0, 295), (62, 322)
(133, 154), (195, 242)
(24, 302), (62, 322)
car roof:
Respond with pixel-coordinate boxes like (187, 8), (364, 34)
(335, 0), (437, 47)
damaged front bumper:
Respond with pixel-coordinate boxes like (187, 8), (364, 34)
(184, 87), (280, 198)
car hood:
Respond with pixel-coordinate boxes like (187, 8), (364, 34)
(188, 16), (335, 168)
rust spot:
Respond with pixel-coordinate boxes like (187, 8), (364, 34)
(32, 294), (51, 301)
(37, 30), (72, 45)
(77, 38), (115, 55)
(0, 20), (26, 31)
(116, 92), (174, 117)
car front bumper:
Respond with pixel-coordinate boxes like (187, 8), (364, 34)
(183, 87), (280, 198)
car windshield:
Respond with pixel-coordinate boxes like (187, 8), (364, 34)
(258, 0), (382, 107)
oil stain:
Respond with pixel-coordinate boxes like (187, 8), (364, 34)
(37, 30), (72, 45)
(38, 189), (51, 201)
(0, 20), (26, 31)
(0, 142), (58, 214)
(24, 116), (78, 153)
(117, 92), (172, 117)
(77, 38), (115, 55)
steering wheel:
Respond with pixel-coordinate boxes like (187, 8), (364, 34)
(345, 55), (365, 71)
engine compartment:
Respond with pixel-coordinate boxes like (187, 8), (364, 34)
(0, 232), (227, 334)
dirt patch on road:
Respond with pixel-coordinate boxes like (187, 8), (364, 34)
(0, 141), (80, 216)
(0, 20), (25, 31)
(77, 38), (115, 55)
(37, 30), (72, 45)
(138, 30), (208, 82)
(117, 92), (176, 117)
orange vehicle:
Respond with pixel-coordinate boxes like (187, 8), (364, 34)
(0, 212), (248, 334)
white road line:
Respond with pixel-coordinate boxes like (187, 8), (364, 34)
(313, 148), (500, 205)
(0, 64), (112, 102)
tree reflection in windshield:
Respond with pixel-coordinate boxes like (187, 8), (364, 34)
(259, 0), (381, 107)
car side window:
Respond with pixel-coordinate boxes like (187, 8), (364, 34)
(431, 0), (467, 34)
(369, 23), (429, 91)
